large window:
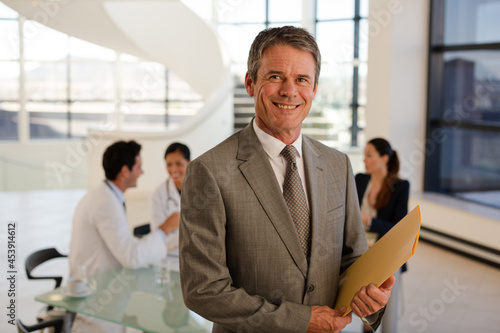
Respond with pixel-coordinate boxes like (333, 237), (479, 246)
(0, 2), (202, 140)
(426, 0), (500, 208)
(315, 0), (369, 147)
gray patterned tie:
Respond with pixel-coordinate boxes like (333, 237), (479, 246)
(281, 145), (311, 258)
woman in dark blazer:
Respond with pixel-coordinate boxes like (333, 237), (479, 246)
(355, 138), (409, 333)
(355, 138), (409, 241)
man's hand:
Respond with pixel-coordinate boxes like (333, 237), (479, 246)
(350, 275), (395, 318)
(306, 306), (352, 333)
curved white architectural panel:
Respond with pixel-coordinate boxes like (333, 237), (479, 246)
(3, 0), (229, 99)
(103, 0), (229, 99)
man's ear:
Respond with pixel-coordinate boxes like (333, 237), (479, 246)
(119, 164), (130, 178)
(244, 72), (255, 97)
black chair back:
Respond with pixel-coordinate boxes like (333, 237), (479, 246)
(25, 247), (67, 289)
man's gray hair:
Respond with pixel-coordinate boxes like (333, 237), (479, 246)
(247, 26), (321, 85)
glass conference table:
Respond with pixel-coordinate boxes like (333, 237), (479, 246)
(35, 261), (211, 333)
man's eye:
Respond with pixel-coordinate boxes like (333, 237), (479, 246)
(270, 75), (281, 80)
(298, 78), (308, 83)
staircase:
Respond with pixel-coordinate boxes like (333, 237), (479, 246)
(233, 84), (255, 132)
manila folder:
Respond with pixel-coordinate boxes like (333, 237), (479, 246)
(335, 205), (421, 316)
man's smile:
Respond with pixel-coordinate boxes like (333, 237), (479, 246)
(274, 103), (299, 110)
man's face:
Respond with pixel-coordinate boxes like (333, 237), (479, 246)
(245, 44), (318, 143)
(124, 155), (143, 189)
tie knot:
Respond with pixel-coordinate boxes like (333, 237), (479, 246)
(281, 145), (297, 164)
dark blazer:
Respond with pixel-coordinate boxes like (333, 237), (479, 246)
(179, 122), (380, 333)
(355, 173), (410, 271)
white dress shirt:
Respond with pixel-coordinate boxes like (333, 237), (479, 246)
(252, 120), (309, 205)
(360, 180), (376, 231)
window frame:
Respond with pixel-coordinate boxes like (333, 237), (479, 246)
(425, 0), (500, 207)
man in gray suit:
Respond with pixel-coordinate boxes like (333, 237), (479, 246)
(179, 26), (394, 333)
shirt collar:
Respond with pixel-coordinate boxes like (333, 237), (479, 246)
(105, 179), (125, 204)
(252, 118), (303, 159)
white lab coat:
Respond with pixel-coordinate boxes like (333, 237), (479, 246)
(150, 178), (180, 250)
(69, 181), (167, 333)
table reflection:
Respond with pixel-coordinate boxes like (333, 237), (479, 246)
(36, 266), (210, 333)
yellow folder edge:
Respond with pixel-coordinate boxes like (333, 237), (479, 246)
(335, 205), (421, 316)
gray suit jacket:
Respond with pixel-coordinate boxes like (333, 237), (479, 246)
(179, 122), (369, 333)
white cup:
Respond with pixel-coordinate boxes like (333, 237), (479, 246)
(66, 277), (87, 295)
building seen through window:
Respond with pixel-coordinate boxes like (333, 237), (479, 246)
(426, 0), (500, 208)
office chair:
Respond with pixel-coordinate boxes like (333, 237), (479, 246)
(25, 247), (67, 288)
(17, 318), (64, 333)
(25, 247), (68, 321)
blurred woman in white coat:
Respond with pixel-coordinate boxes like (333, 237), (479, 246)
(150, 142), (190, 251)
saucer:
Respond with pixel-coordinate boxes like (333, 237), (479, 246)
(61, 285), (93, 298)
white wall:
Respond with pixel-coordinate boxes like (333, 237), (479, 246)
(366, 0), (429, 192)
(366, 0), (500, 253)
(0, 141), (88, 191)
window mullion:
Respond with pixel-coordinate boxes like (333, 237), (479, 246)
(18, 16), (28, 142)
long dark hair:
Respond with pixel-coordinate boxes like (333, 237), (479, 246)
(368, 138), (400, 209)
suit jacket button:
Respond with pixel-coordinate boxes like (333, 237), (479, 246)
(307, 284), (314, 292)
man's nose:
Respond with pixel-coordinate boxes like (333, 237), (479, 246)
(279, 79), (297, 97)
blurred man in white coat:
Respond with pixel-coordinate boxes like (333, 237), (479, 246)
(69, 140), (170, 333)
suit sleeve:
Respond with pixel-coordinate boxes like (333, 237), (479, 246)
(369, 180), (410, 237)
(179, 160), (312, 333)
(339, 158), (369, 274)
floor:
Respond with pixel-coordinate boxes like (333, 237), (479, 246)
(1, 189), (499, 333)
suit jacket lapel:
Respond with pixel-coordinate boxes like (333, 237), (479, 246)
(302, 137), (327, 269)
(237, 123), (309, 278)
(303, 137), (347, 287)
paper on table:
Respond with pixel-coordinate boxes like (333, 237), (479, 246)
(335, 205), (421, 316)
